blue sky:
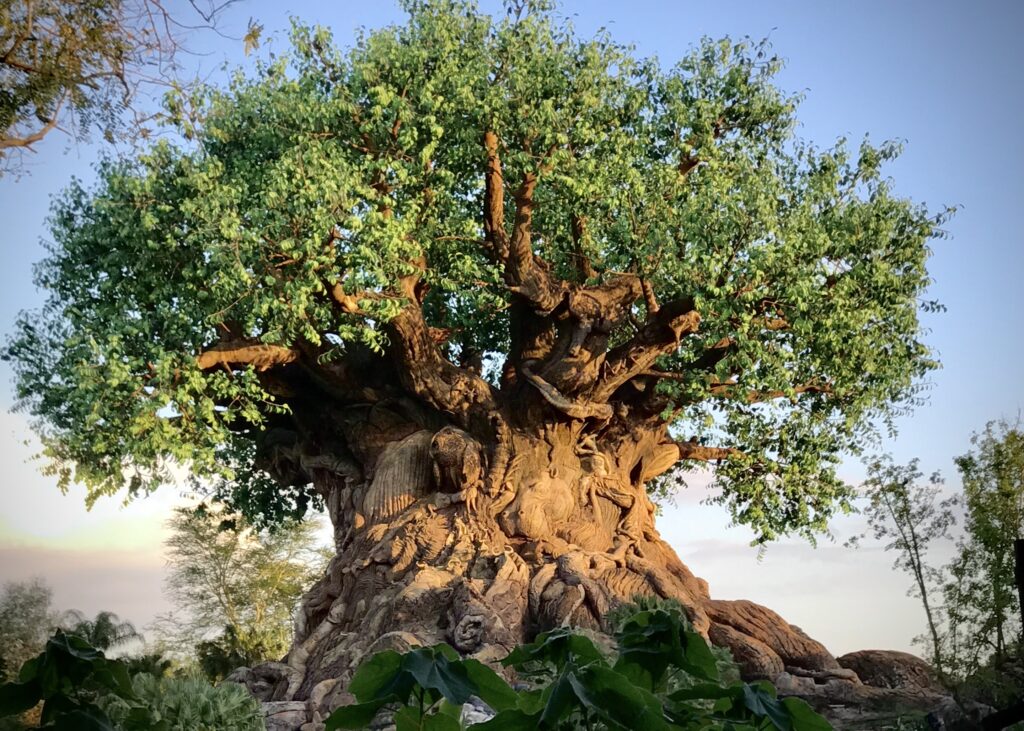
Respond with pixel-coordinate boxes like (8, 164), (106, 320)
(0, 0), (1021, 657)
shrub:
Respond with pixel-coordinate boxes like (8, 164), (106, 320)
(327, 602), (832, 730)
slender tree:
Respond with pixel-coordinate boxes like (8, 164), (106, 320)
(945, 420), (1024, 671)
(858, 458), (954, 678)
(5, 0), (947, 703)
(155, 505), (326, 677)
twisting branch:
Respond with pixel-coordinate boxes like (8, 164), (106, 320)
(592, 297), (701, 401)
(387, 259), (500, 432)
(520, 359), (612, 421)
(483, 130), (565, 314)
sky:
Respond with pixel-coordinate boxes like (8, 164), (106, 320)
(0, 0), (1022, 658)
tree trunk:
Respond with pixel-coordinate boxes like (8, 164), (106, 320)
(241, 398), (851, 719)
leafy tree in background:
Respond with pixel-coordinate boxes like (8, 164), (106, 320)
(856, 457), (955, 679)
(942, 420), (1023, 703)
(155, 504), (326, 679)
(4, 0), (949, 696)
(0, 579), (56, 683)
(0, 0), (251, 175)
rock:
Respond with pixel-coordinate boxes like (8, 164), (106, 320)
(838, 650), (945, 693)
(460, 696), (496, 726)
(263, 701), (310, 731)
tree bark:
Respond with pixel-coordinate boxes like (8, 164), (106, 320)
(241, 390), (849, 718)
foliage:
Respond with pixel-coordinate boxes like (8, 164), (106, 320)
(59, 610), (142, 653)
(942, 420), (1023, 681)
(4, 0), (946, 542)
(102, 674), (264, 731)
(0, 579), (57, 683)
(155, 504), (327, 679)
(854, 457), (955, 678)
(327, 603), (831, 730)
(0, 629), (265, 731)
(0, 0), (241, 174)
(0, 629), (153, 730)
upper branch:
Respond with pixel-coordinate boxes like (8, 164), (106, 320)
(483, 130), (565, 314)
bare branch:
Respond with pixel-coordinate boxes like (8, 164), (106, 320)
(197, 341), (300, 372)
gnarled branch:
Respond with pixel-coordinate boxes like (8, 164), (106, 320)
(592, 297), (700, 401)
(520, 359), (613, 421)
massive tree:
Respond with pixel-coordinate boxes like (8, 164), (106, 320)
(6, 0), (946, 718)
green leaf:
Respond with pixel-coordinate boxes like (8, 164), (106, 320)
(474, 708), (543, 731)
(461, 659), (519, 711)
(739, 683), (792, 730)
(325, 698), (395, 730)
(348, 650), (410, 702)
(401, 647), (478, 705)
(566, 665), (669, 731)
(781, 697), (833, 731)
(49, 704), (119, 731)
(503, 629), (606, 671)
(0, 679), (42, 717)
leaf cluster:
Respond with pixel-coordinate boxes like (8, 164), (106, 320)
(327, 603), (831, 730)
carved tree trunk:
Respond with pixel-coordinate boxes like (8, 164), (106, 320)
(245, 390), (847, 719)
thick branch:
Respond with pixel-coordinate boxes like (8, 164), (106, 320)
(388, 301), (499, 432)
(592, 297), (700, 402)
(197, 340), (300, 372)
(675, 439), (744, 462)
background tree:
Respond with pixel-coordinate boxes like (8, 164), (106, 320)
(0, 579), (55, 682)
(59, 609), (143, 653)
(942, 420), (1024, 700)
(0, 0), (251, 175)
(155, 504), (326, 680)
(855, 458), (954, 679)
(4, 0), (948, 709)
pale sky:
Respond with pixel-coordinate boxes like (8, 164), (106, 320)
(1, 0), (1022, 659)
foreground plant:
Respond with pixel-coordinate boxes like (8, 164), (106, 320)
(328, 604), (831, 730)
(0, 630), (265, 730)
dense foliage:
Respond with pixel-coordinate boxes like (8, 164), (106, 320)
(328, 601), (830, 730)
(4, 0), (946, 541)
(943, 420), (1023, 706)
(861, 421), (1024, 712)
(0, 630), (264, 731)
(0, 580), (56, 684)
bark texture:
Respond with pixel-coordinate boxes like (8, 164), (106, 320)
(231, 389), (904, 728)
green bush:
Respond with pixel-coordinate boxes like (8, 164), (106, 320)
(0, 629), (265, 731)
(104, 675), (264, 731)
(327, 602), (832, 730)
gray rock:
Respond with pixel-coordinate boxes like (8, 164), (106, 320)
(263, 701), (309, 731)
